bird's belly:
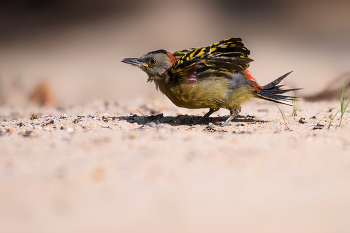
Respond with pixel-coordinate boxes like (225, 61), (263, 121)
(159, 80), (232, 109)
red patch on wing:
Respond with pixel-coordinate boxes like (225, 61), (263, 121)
(167, 52), (178, 65)
(187, 69), (197, 85)
(244, 69), (262, 92)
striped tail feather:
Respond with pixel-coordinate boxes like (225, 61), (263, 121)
(254, 71), (301, 105)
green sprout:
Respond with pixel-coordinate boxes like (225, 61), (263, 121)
(339, 78), (350, 127)
(328, 107), (335, 112)
(327, 111), (339, 129)
(291, 91), (301, 116)
(276, 104), (291, 131)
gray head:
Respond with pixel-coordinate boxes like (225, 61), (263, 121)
(122, 50), (176, 82)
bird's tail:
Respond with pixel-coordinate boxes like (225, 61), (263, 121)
(254, 71), (300, 105)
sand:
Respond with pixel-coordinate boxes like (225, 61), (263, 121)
(1, 99), (350, 233)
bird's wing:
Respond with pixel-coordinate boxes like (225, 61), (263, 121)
(169, 38), (253, 75)
(172, 47), (199, 59)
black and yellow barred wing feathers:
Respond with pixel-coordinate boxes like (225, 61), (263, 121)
(172, 47), (199, 59)
(170, 38), (253, 75)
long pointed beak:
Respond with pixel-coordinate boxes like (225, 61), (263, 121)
(121, 58), (148, 68)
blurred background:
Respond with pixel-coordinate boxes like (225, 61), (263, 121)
(0, 0), (349, 106)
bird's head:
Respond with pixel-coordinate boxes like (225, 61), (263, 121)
(122, 49), (177, 82)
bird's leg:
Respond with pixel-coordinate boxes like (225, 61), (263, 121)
(202, 108), (220, 119)
(198, 108), (220, 124)
(221, 107), (240, 127)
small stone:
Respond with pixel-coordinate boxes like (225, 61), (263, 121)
(102, 116), (109, 122)
(313, 123), (325, 130)
(73, 118), (81, 124)
(235, 123), (245, 127)
(60, 113), (67, 119)
(82, 125), (88, 129)
(6, 128), (14, 134)
(23, 130), (33, 137)
(246, 115), (256, 119)
(146, 122), (157, 128)
(204, 123), (216, 132)
(66, 127), (74, 132)
(30, 114), (40, 120)
(299, 118), (308, 124)
(156, 123), (171, 129)
(17, 122), (25, 127)
(310, 116), (317, 119)
(156, 123), (172, 133)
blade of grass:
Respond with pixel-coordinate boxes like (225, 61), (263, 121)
(327, 111), (339, 129)
(339, 78), (350, 126)
(276, 104), (291, 130)
(276, 104), (286, 123)
(291, 91), (301, 116)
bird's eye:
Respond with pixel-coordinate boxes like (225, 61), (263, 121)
(149, 58), (157, 65)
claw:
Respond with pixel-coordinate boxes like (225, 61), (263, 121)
(221, 107), (240, 127)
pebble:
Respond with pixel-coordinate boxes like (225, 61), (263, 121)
(6, 128), (14, 134)
(73, 118), (81, 124)
(235, 123), (245, 127)
(102, 116), (109, 122)
(30, 114), (41, 120)
(145, 122), (157, 128)
(60, 114), (68, 119)
(313, 123), (325, 130)
(17, 122), (25, 127)
(23, 130), (33, 137)
(205, 123), (216, 132)
(66, 127), (74, 132)
(156, 123), (172, 133)
(299, 118), (308, 124)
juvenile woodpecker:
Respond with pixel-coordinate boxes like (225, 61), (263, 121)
(122, 38), (299, 126)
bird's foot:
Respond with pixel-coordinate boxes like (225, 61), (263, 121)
(221, 115), (235, 127)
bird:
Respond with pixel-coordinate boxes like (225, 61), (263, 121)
(122, 38), (300, 126)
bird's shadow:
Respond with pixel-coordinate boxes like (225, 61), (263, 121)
(115, 113), (266, 126)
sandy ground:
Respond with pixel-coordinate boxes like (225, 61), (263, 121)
(1, 1), (350, 232)
(1, 99), (350, 233)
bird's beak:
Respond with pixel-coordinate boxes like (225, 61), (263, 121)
(121, 58), (148, 68)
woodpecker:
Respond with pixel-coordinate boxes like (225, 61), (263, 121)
(122, 38), (299, 126)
